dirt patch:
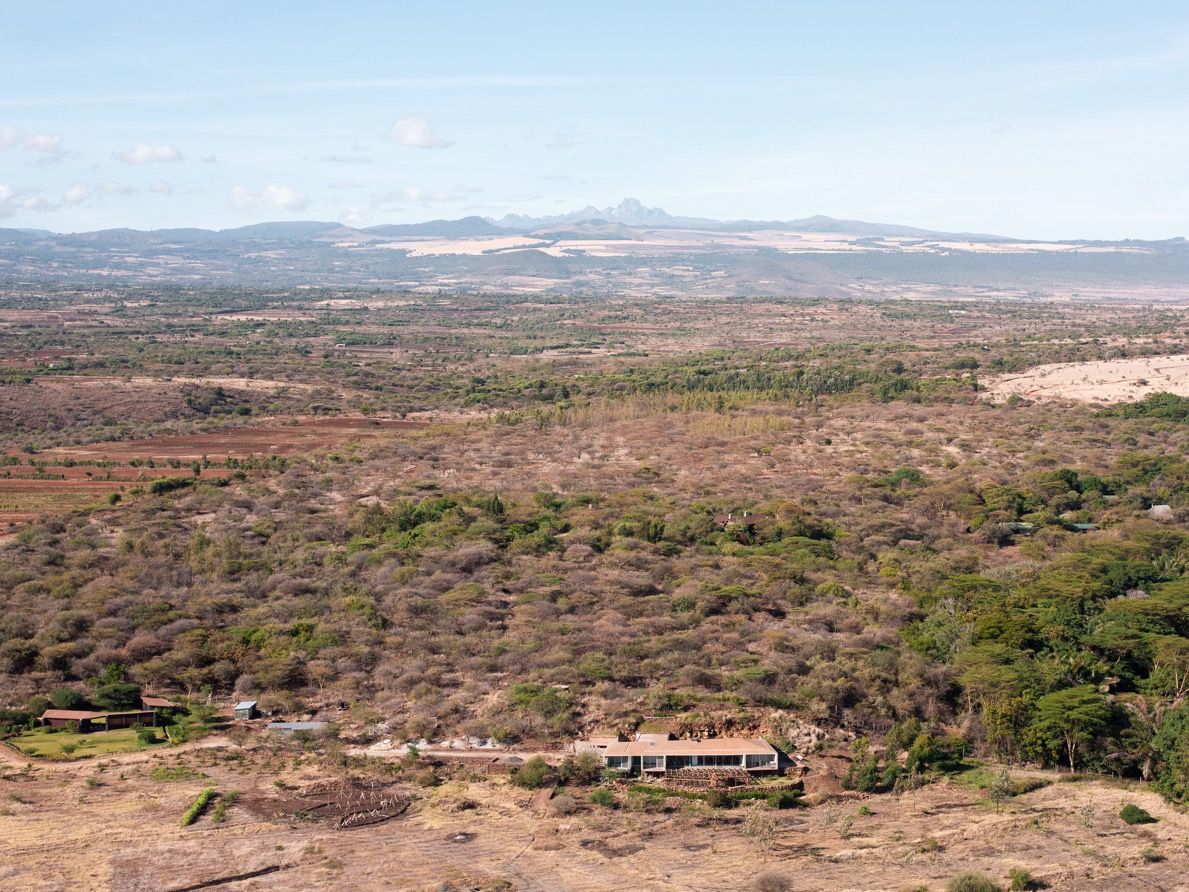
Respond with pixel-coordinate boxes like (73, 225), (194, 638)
(241, 777), (410, 829)
(982, 353), (1189, 402)
(577, 838), (646, 859)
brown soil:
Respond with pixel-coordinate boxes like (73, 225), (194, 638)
(2, 745), (1186, 891)
(44, 416), (427, 462)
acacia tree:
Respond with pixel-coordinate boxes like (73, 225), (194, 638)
(1031, 685), (1112, 772)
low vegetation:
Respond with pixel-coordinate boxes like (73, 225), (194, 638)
(181, 787), (218, 827)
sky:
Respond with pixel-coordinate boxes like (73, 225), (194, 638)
(1, 1), (1188, 238)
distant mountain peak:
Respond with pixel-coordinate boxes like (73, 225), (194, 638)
(493, 197), (718, 230)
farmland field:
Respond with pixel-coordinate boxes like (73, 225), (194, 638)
(0, 416), (430, 527)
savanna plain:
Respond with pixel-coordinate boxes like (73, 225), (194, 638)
(1, 286), (1187, 892)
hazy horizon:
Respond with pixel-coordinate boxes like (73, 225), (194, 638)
(3, 2), (1189, 239)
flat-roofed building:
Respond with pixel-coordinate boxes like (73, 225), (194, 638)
(576, 733), (779, 775)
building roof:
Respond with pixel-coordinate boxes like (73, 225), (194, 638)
(141, 696), (178, 709)
(40, 709), (105, 721)
(233, 700), (258, 710)
(266, 721), (328, 732)
(592, 737), (777, 757)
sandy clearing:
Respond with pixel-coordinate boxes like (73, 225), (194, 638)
(982, 353), (1189, 403)
(38, 374), (320, 393)
(365, 236), (549, 256)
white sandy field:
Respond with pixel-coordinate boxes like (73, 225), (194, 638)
(982, 353), (1189, 402)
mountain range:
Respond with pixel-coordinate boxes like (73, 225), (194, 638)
(0, 198), (1004, 244)
(0, 199), (1185, 297)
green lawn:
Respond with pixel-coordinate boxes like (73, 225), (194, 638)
(7, 727), (164, 760)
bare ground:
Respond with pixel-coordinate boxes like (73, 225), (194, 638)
(1, 746), (1186, 892)
(982, 354), (1189, 403)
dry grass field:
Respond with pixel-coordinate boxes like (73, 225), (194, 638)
(1, 741), (1187, 892)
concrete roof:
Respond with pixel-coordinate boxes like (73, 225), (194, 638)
(266, 721), (328, 732)
(594, 737), (777, 757)
(233, 700), (258, 710)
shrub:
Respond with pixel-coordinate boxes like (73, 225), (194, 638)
(509, 756), (555, 789)
(1119, 803), (1156, 825)
(181, 787), (217, 826)
(946, 873), (1003, 892)
(411, 767), (440, 788)
(704, 788), (731, 809)
(558, 752), (603, 786)
(767, 790), (803, 809)
(550, 792), (578, 815)
(211, 790), (240, 824)
(136, 727), (159, 745)
(149, 765), (206, 782)
(1008, 868), (1034, 891)
(752, 873), (793, 892)
(589, 788), (615, 807)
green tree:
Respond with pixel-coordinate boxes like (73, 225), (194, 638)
(48, 687), (86, 710)
(1030, 685), (1112, 772)
(1152, 702), (1189, 803)
(94, 682), (143, 711)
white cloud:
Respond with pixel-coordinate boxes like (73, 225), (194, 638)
(388, 116), (452, 149)
(0, 184), (17, 217)
(229, 183), (309, 212)
(62, 182), (91, 205)
(20, 195), (51, 212)
(113, 143), (182, 164)
(0, 126), (66, 163)
(98, 181), (138, 195)
(0, 185), (54, 216)
(149, 180), (172, 194)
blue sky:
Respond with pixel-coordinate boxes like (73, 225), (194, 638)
(1, 1), (1187, 237)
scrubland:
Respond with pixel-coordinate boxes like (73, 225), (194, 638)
(0, 286), (1186, 889)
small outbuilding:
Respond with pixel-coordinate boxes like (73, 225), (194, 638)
(141, 695), (179, 710)
(234, 700), (259, 720)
